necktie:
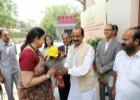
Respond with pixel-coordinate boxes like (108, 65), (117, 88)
(66, 46), (68, 54)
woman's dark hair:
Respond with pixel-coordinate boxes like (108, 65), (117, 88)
(44, 35), (53, 49)
(21, 27), (45, 51)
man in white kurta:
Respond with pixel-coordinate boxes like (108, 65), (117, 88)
(113, 50), (140, 100)
(59, 27), (99, 100)
(113, 27), (140, 100)
(65, 44), (99, 100)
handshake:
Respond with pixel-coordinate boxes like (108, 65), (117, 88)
(48, 64), (68, 76)
(47, 64), (68, 88)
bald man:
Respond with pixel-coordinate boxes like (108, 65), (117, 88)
(112, 27), (140, 100)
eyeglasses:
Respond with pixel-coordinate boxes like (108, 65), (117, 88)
(3, 34), (9, 37)
(104, 29), (113, 31)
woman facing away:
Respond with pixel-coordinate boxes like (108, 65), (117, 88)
(18, 27), (56, 100)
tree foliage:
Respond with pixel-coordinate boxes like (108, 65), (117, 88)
(10, 20), (33, 38)
(0, 0), (17, 28)
(41, 5), (80, 39)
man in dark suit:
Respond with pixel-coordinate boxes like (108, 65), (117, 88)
(58, 32), (72, 100)
(95, 24), (122, 100)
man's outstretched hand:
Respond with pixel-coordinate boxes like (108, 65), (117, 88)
(57, 67), (68, 75)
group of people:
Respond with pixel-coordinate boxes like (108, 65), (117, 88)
(0, 24), (140, 100)
(95, 24), (140, 100)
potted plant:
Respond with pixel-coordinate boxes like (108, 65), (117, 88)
(87, 37), (103, 71)
(87, 37), (102, 50)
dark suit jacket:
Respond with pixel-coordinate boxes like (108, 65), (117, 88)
(58, 45), (70, 100)
(58, 45), (65, 52)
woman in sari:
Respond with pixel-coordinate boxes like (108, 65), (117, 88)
(18, 27), (55, 100)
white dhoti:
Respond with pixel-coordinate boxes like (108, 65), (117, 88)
(68, 76), (100, 100)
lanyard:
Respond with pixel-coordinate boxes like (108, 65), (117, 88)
(29, 44), (39, 55)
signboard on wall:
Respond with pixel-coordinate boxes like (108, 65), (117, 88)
(81, 0), (106, 40)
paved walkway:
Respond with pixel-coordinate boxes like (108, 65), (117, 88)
(0, 84), (18, 100)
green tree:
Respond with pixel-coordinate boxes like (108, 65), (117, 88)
(10, 20), (33, 38)
(41, 5), (80, 39)
(19, 21), (32, 32)
(0, 0), (17, 28)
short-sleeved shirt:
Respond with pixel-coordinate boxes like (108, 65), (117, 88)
(19, 49), (39, 72)
(113, 50), (140, 100)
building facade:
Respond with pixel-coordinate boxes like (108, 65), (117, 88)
(81, 0), (140, 40)
(55, 15), (76, 40)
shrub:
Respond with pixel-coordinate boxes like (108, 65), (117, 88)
(87, 37), (102, 50)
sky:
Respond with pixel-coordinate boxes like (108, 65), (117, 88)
(13, 0), (83, 24)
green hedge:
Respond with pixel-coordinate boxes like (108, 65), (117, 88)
(10, 32), (27, 38)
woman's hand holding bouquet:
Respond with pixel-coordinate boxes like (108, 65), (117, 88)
(44, 47), (66, 88)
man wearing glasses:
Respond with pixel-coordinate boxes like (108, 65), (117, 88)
(95, 24), (121, 100)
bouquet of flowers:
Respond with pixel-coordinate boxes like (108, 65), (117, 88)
(44, 55), (65, 71)
(44, 46), (66, 88)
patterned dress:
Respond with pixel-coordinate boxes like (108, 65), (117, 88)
(18, 74), (54, 100)
(18, 48), (54, 100)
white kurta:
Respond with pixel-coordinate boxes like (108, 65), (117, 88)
(64, 46), (99, 100)
(113, 50), (140, 100)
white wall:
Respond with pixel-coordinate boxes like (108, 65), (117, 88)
(107, 0), (139, 40)
(81, 0), (106, 40)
